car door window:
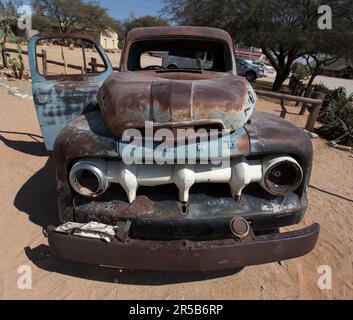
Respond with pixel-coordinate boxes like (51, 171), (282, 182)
(36, 38), (107, 77)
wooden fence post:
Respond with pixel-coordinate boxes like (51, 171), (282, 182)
(291, 78), (299, 95)
(91, 57), (97, 72)
(81, 40), (87, 73)
(305, 92), (325, 132)
(41, 49), (48, 76)
(295, 86), (306, 106)
(1, 46), (9, 68)
(280, 98), (287, 118)
(61, 47), (68, 75)
(299, 86), (314, 115)
(289, 76), (295, 91)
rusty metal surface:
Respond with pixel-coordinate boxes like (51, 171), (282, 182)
(47, 223), (320, 271)
(98, 71), (254, 136)
(73, 184), (306, 239)
(245, 112), (313, 169)
(53, 111), (312, 226)
(53, 111), (118, 222)
(53, 111), (251, 223)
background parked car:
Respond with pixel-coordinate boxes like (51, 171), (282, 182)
(162, 50), (214, 70)
(253, 60), (276, 77)
(236, 57), (264, 82)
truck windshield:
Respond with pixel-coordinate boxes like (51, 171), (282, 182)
(127, 38), (232, 72)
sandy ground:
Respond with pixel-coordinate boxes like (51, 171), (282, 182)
(0, 52), (352, 299)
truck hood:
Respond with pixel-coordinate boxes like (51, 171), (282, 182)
(97, 71), (256, 136)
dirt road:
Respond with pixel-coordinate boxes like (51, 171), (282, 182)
(0, 79), (352, 300)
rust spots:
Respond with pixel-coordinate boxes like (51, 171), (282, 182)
(98, 71), (251, 137)
(127, 195), (154, 216)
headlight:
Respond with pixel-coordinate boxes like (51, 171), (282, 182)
(260, 155), (303, 196)
(69, 159), (109, 197)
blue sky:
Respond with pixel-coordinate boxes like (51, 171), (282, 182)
(23, 0), (165, 20)
(100, 0), (164, 20)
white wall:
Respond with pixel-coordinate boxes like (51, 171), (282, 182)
(100, 30), (118, 50)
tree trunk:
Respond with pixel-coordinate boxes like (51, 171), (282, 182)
(272, 72), (285, 91)
(307, 73), (317, 88)
(306, 64), (325, 89)
(272, 65), (292, 91)
(261, 48), (297, 91)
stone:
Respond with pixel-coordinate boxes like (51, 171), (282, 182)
(8, 87), (19, 95)
(303, 129), (318, 139)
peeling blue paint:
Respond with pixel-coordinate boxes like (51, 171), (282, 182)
(28, 35), (113, 151)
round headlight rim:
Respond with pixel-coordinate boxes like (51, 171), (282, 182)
(262, 156), (304, 196)
(69, 161), (109, 198)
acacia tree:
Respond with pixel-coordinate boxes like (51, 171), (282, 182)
(162, 0), (350, 90)
(31, 0), (117, 33)
(116, 14), (169, 48)
(303, 1), (353, 86)
(122, 14), (169, 33)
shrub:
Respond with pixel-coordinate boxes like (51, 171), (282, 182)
(314, 84), (353, 146)
(8, 43), (24, 79)
(291, 63), (311, 80)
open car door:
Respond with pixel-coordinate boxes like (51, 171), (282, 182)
(28, 34), (114, 151)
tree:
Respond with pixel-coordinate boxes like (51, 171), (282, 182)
(304, 54), (340, 87)
(31, 0), (117, 33)
(0, 0), (22, 67)
(122, 14), (169, 34)
(302, 29), (345, 88)
(162, 0), (352, 90)
(302, 1), (353, 86)
(32, 13), (53, 32)
(117, 13), (169, 48)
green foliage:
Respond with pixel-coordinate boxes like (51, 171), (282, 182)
(291, 63), (311, 80)
(0, 30), (18, 43)
(31, 14), (53, 32)
(122, 14), (169, 33)
(116, 14), (169, 48)
(0, 0), (21, 45)
(314, 84), (353, 146)
(8, 57), (21, 68)
(31, 0), (118, 33)
(8, 42), (24, 79)
(162, 0), (353, 90)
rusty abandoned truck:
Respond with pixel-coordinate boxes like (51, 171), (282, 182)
(28, 27), (319, 272)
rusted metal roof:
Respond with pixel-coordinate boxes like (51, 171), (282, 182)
(125, 26), (234, 46)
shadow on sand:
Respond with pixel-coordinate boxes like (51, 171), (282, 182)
(0, 131), (48, 157)
(14, 158), (59, 228)
(24, 244), (243, 285)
